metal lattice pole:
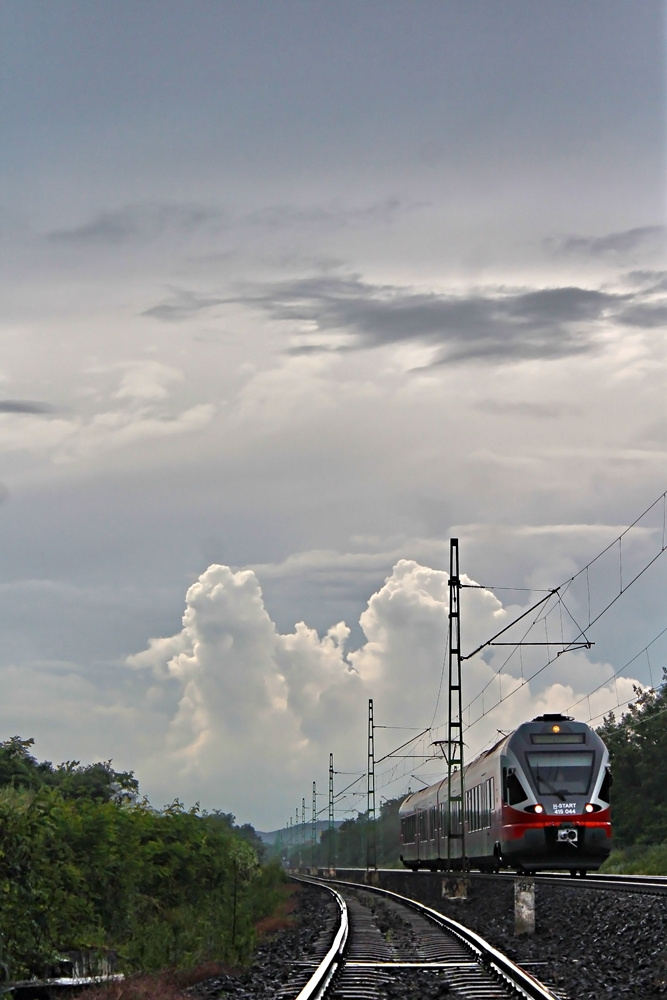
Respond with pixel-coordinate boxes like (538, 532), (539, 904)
(311, 781), (317, 869)
(367, 698), (376, 870)
(447, 538), (466, 870)
(328, 752), (335, 869)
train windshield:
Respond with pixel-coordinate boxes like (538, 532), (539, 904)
(526, 751), (594, 797)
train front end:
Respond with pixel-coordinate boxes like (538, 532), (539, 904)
(499, 714), (612, 873)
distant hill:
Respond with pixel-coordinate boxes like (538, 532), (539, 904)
(257, 819), (342, 845)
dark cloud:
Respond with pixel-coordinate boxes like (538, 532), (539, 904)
(244, 197), (407, 231)
(617, 303), (667, 328)
(143, 268), (664, 361)
(548, 225), (666, 258)
(0, 400), (56, 414)
(48, 203), (226, 245)
(475, 400), (564, 419)
(624, 271), (667, 293)
(142, 289), (228, 323)
(47, 198), (404, 249)
(245, 275), (630, 365)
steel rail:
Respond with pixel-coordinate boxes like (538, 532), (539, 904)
(457, 869), (667, 895)
(302, 875), (560, 1000)
(533, 871), (667, 895)
(330, 866), (667, 895)
(291, 877), (349, 1000)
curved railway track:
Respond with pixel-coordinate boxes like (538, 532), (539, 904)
(288, 876), (562, 1000)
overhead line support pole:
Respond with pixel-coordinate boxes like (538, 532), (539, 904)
(367, 698), (376, 871)
(328, 752), (335, 870)
(311, 781), (316, 870)
(447, 538), (466, 871)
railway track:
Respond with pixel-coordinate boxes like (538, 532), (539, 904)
(286, 876), (562, 1000)
(450, 869), (667, 897)
(532, 871), (667, 894)
(328, 866), (667, 896)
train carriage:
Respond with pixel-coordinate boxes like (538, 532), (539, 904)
(399, 714), (612, 875)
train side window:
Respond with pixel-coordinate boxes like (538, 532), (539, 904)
(454, 799), (462, 833)
(503, 767), (528, 805)
(600, 766), (613, 802)
(401, 816), (416, 843)
(449, 799), (462, 834)
(466, 788), (475, 832)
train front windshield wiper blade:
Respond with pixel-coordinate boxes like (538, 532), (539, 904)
(535, 769), (567, 802)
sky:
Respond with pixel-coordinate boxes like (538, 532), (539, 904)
(1, 1), (665, 831)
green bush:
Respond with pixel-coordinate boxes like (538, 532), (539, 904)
(0, 742), (285, 981)
(600, 841), (667, 876)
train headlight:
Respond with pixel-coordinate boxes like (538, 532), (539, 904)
(534, 804), (544, 814)
(584, 803), (595, 813)
(551, 724), (561, 733)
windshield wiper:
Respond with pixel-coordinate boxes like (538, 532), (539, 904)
(535, 769), (567, 802)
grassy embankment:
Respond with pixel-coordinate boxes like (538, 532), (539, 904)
(600, 842), (667, 876)
(73, 880), (302, 1000)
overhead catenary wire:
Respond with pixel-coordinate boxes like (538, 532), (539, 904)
(367, 496), (667, 803)
(586, 695), (667, 730)
(320, 493), (667, 823)
(564, 624), (667, 720)
(430, 629), (449, 729)
(459, 490), (667, 733)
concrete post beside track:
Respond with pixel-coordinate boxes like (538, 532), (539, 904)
(514, 877), (536, 935)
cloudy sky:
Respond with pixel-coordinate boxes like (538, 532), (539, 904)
(1, 1), (665, 830)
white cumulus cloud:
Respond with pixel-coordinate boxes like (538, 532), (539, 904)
(125, 558), (640, 827)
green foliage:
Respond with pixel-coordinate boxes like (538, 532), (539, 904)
(0, 741), (284, 981)
(597, 667), (667, 847)
(45, 760), (139, 804)
(0, 737), (139, 804)
(280, 795), (406, 869)
(204, 811), (266, 859)
(0, 786), (104, 978)
(601, 842), (667, 875)
(0, 737), (43, 790)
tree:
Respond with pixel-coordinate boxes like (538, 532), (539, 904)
(46, 760), (139, 804)
(0, 737), (42, 790)
(597, 668), (667, 846)
(0, 739), (138, 804)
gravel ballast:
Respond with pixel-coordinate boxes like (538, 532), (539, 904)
(433, 877), (667, 999)
(189, 877), (667, 999)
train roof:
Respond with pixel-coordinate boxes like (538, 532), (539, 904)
(399, 715), (603, 813)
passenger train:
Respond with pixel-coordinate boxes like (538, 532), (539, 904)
(399, 714), (612, 875)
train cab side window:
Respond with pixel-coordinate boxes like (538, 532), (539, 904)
(503, 767), (528, 805)
(600, 766), (613, 803)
